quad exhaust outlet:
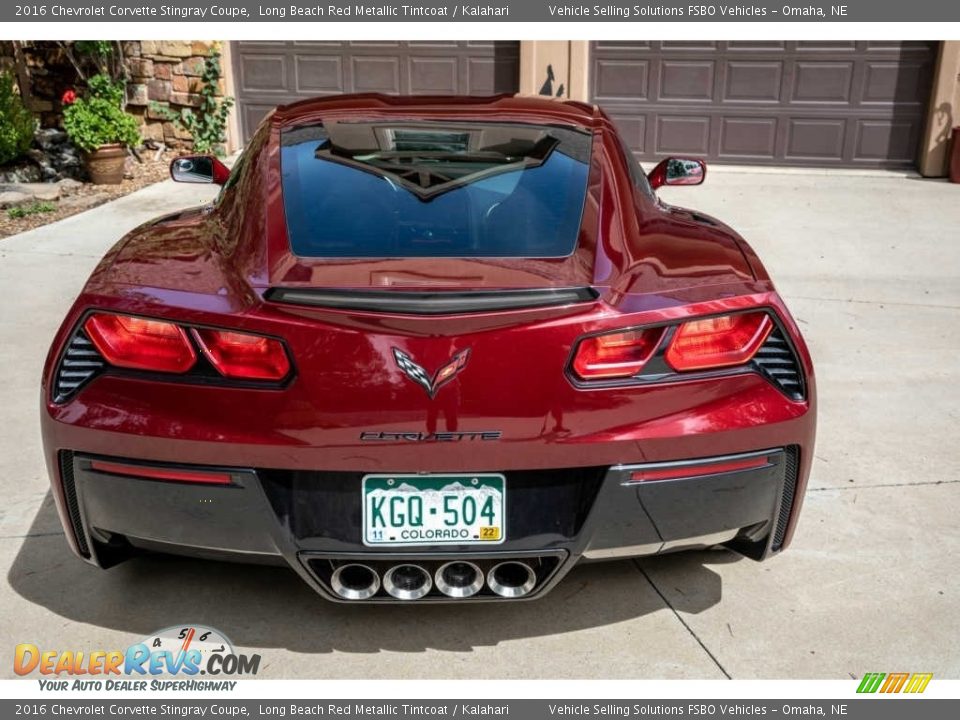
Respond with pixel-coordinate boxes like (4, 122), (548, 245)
(330, 563), (380, 600)
(434, 561), (484, 598)
(486, 561), (537, 598)
(314, 556), (554, 601)
(383, 563), (433, 600)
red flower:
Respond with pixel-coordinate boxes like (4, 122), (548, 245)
(61, 89), (77, 105)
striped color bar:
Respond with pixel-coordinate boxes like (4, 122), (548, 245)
(857, 672), (932, 694)
(856, 673), (886, 693)
(880, 673), (909, 693)
(904, 673), (934, 693)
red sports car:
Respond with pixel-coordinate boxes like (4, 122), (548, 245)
(41, 94), (815, 602)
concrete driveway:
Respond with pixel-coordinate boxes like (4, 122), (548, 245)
(1, 170), (958, 679)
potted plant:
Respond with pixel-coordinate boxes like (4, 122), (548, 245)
(62, 74), (140, 185)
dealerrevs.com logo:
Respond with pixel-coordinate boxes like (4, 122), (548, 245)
(14, 625), (260, 691)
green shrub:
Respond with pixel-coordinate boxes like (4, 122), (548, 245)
(0, 71), (36, 165)
(7, 201), (56, 219)
(62, 74), (140, 153)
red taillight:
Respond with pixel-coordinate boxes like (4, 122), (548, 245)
(665, 312), (773, 371)
(84, 313), (197, 373)
(193, 328), (290, 380)
(572, 328), (664, 380)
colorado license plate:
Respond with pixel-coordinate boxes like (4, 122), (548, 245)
(362, 474), (505, 546)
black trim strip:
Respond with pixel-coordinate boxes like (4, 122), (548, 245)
(58, 450), (90, 558)
(265, 287), (599, 315)
(772, 446), (800, 552)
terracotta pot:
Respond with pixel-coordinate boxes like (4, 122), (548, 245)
(951, 127), (960, 184)
(83, 144), (127, 185)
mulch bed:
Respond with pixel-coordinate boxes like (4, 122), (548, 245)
(0, 150), (179, 240)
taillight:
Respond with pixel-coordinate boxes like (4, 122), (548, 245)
(193, 328), (290, 380)
(572, 328), (664, 380)
(84, 313), (197, 373)
(665, 312), (772, 371)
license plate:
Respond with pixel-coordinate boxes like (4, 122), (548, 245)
(362, 474), (505, 546)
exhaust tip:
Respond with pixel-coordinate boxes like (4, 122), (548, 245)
(435, 561), (484, 598)
(330, 564), (380, 600)
(487, 561), (537, 598)
(383, 564), (432, 600)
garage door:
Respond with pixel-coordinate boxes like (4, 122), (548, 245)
(231, 41), (521, 142)
(590, 41), (937, 168)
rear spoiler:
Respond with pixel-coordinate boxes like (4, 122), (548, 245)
(264, 287), (598, 315)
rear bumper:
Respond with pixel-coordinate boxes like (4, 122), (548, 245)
(55, 447), (801, 602)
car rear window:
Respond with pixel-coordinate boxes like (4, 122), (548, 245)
(279, 120), (592, 258)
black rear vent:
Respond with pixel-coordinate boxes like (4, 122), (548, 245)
(771, 446), (799, 552)
(58, 450), (89, 558)
(265, 287), (598, 315)
(54, 328), (105, 403)
(753, 327), (805, 400)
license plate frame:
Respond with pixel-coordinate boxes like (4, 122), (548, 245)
(361, 473), (506, 547)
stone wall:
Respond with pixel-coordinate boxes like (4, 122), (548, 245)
(123, 40), (227, 149)
(0, 41), (227, 151)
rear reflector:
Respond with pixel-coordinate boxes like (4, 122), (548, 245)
(629, 455), (771, 483)
(192, 328), (291, 380)
(665, 312), (773, 372)
(572, 328), (664, 380)
(84, 314), (197, 373)
(90, 460), (232, 485)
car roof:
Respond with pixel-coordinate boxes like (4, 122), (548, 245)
(271, 93), (603, 131)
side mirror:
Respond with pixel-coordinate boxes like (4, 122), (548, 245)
(170, 155), (231, 185)
(647, 157), (707, 191)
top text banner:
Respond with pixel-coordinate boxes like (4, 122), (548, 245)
(6, 0), (960, 23)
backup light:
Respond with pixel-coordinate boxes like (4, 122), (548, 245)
(572, 328), (664, 380)
(192, 328), (291, 380)
(665, 312), (772, 371)
(84, 313), (197, 373)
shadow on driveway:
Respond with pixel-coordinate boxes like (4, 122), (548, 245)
(8, 492), (736, 654)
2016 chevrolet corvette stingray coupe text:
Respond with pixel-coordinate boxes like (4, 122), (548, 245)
(41, 94), (816, 602)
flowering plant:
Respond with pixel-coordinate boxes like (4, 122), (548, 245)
(62, 75), (140, 153)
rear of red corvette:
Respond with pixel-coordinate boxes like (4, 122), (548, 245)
(40, 95), (815, 602)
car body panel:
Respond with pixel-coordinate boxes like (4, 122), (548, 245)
(40, 94), (816, 600)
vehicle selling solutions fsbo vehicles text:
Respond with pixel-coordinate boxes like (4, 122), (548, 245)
(546, 5), (848, 17)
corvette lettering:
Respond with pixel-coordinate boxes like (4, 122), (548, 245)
(360, 431), (501, 442)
